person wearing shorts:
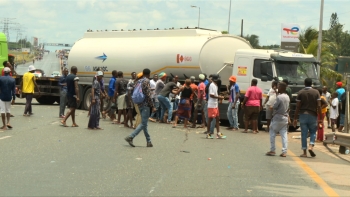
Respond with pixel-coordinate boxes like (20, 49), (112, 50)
(0, 67), (16, 130)
(113, 71), (128, 124)
(206, 74), (226, 139)
(242, 79), (262, 134)
(61, 66), (80, 127)
(329, 92), (339, 133)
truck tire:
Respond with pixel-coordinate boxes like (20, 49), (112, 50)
(77, 85), (85, 109)
(36, 96), (56, 105)
(55, 96), (60, 104)
(83, 88), (92, 110)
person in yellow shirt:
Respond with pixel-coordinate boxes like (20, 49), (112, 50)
(19, 65), (40, 116)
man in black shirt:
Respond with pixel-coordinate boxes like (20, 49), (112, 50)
(113, 71), (128, 124)
(61, 66), (80, 127)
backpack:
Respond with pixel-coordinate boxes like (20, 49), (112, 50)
(132, 79), (145, 104)
(205, 82), (211, 95)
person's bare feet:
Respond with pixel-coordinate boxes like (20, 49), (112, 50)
(72, 124), (79, 127)
(0, 126), (7, 130)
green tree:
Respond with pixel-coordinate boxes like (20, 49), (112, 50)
(243, 34), (260, 49)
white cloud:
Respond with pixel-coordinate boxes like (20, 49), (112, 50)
(150, 10), (162, 20)
(166, 1), (178, 9)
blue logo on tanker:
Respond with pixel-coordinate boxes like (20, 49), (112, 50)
(96, 53), (107, 62)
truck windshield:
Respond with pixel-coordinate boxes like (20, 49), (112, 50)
(275, 61), (317, 82)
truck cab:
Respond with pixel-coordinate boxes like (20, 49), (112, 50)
(0, 33), (9, 71)
(219, 49), (320, 130)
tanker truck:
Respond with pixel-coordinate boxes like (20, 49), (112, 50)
(68, 28), (253, 110)
(69, 28), (320, 130)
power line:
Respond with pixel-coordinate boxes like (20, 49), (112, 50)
(0, 18), (18, 42)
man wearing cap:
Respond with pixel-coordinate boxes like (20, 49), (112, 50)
(2, 61), (13, 76)
(335, 82), (345, 130)
(227, 76), (240, 130)
(192, 74), (206, 128)
(19, 65), (40, 116)
(150, 72), (166, 122)
(88, 71), (104, 129)
(0, 67), (16, 129)
(206, 74), (226, 139)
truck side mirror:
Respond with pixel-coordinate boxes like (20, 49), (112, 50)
(260, 61), (272, 76)
(261, 76), (268, 82)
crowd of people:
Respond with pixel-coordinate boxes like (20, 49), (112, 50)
(9, 64), (347, 157)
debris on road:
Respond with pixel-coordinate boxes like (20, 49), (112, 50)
(292, 136), (301, 139)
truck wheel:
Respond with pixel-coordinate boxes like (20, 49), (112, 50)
(36, 96), (56, 105)
(55, 96), (60, 104)
(83, 88), (91, 110)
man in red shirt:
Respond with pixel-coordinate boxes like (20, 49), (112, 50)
(191, 74), (206, 128)
(2, 61), (13, 76)
(242, 79), (262, 134)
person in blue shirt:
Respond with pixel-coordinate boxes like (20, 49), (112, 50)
(335, 82), (345, 129)
(58, 68), (68, 118)
(102, 70), (118, 121)
(0, 67), (16, 130)
(227, 76), (240, 130)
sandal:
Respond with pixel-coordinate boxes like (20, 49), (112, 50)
(300, 154), (307, 158)
(61, 121), (68, 127)
(96, 127), (104, 130)
(72, 124), (79, 127)
(253, 131), (258, 134)
(308, 149), (316, 157)
(242, 130), (248, 133)
(280, 153), (287, 157)
(6, 125), (13, 129)
(265, 151), (276, 156)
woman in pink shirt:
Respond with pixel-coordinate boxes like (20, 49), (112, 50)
(242, 79), (262, 134)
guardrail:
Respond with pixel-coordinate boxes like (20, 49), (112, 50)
(324, 132), (350, 155)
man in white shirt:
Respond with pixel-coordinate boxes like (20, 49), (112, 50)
(322, 86), (331, 128)
(169, 75), (181, 111)
(264, 81), (278, 132)
(206, 74), (226, 139)
(149, 74), (158, 121)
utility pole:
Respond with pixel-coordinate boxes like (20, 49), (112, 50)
(317, 0), (324, 76)
(241, 19), (244, 37)
(227, 0), (232, 34)
(0, 18), (17, 42)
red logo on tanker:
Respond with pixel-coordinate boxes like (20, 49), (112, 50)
(176, 54), (192, 64)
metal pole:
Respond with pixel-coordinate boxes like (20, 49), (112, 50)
(228, 0), (231, 33)
(241, 19), (243, 37)
(317, 0), (324, 75)
(198, 7), (200, 28)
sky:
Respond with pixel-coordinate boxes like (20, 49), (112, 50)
(1, 0), (350, 46)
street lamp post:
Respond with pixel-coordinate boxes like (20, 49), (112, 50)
(191, 5), (200, 29)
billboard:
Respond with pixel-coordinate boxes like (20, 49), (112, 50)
(22, 48), (30, 54)
(33, 37), (38, 47)
(281, 23), (300, 52)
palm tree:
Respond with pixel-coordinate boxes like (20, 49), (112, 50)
(298, 27), (342, 86)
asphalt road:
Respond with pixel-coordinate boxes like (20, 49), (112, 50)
(0, 101), (349, 196)
(15, 52), (60, 76)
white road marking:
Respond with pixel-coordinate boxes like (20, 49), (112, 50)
(149, 175), (165, 194)
(0, 136), (11, 140)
